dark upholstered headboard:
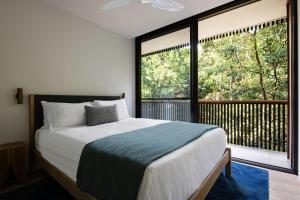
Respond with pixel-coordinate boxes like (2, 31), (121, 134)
(29, 93), (124, 152)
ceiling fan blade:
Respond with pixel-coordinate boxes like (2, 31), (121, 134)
(150, 0), (184, 12)
(101, 0), (132, 10)
(167, 0), (184, 12)
(150, 0), (172, 10)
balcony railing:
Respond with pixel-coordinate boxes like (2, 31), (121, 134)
(141, 99), (288, 152)
(141, 98), (191, 122)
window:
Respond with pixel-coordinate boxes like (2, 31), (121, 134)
(140, 28), (191, 122)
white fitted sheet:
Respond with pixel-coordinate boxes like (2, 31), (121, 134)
(35, 118), (226, 200)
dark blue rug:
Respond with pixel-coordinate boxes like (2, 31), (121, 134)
(206, 162), (269, 200)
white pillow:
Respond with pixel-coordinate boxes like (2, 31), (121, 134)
(93, 99), (129, 120)
(41, 101), (92, 129)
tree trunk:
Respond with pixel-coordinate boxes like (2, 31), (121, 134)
(252, 30), (268, 100)
(272, 63), (279, 100)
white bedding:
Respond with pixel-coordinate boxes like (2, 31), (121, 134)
(35, 118), (226, 200)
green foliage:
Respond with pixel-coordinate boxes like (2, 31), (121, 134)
(141, 47), (190, 98)
(141, 23), (288, 100)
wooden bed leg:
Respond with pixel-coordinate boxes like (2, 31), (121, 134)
(225, 148), (231, 177)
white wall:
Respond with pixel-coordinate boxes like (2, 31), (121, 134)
(0, 0), (134, 144)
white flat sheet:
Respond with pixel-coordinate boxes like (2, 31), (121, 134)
(36, 118), (226, 200)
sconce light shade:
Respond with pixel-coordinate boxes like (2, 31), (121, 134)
(16, 88), (23, 104)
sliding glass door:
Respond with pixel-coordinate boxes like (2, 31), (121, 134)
(140, 28), (191, 122)
(197, 0), (289, 169)
(136, 0), (297, 173)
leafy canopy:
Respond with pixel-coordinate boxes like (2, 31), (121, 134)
(141, 23), (288, 100)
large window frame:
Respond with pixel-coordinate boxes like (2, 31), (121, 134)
(135, 0), (298, 175)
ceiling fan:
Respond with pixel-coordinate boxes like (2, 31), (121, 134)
(101, 0), (184, 12)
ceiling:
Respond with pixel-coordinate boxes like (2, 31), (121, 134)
(198, 0), (286, 39)
(142, 0), (287, 54)
(44, 0), (233, 38)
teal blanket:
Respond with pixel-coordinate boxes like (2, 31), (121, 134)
(76, 121), (218, 200)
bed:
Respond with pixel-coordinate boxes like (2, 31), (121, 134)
(29, 93), (231, 200)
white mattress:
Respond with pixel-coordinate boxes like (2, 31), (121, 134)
(35, 118), (226, 200)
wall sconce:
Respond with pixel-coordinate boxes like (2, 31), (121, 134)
(15, 88), (23, 104)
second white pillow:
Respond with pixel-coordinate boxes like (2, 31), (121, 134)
(93, 99), (129, 120)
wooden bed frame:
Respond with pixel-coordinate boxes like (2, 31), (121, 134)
(28, 93), (231, 200)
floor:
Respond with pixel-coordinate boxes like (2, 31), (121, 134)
(1, 164), (300, 200)
(269, 168), (300, 200)
(228, 144), (290, 168)
(228, 144), (300, 199)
